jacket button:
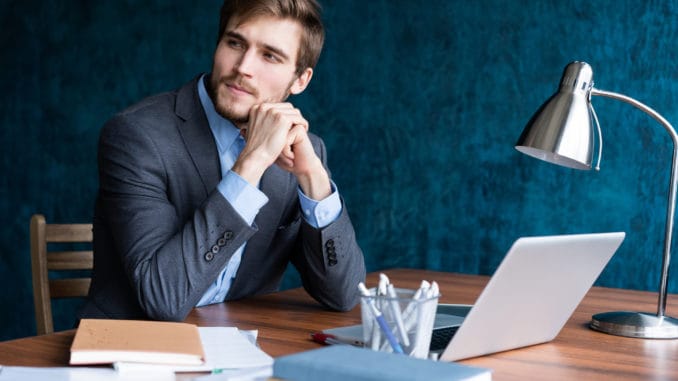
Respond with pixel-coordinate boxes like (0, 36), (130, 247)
(217, 238), (226, 246)
(211, 244), (219, 254)
(204, 252), (214, 261)
(325, 239), (335, 249)
(223, 231), (234, 240)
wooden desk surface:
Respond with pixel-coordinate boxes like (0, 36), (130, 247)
(2, 269), (678, 380)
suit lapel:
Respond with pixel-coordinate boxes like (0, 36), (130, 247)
(175, 76), (221, 194)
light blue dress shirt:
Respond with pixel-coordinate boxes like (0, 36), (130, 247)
(196, 74), (342, 306)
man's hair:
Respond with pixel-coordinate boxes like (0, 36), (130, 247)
(217, 0), (325, 75)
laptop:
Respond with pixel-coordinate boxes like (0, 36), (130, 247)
(324, 232), (625, 361)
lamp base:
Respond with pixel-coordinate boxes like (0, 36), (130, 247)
(590, 311), (678, 339)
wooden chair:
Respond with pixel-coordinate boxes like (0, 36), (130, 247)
(30, 214), (93, 335)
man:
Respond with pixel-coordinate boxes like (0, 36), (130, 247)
(79, 0), (365, 322)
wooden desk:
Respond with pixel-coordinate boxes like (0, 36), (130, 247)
(1, 269), (678, 380)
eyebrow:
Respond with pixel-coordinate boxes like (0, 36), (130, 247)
(224, 30), (291, 62)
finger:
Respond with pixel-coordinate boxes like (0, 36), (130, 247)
(276, 131), (294, 159)
(292, 122), (308, 132)
(275, 155), (293, 169)
(289, 124), (309, 140)
(252, 103), (297, 121)
(256, 102), (304, 120)
(254, 102), (293, 114)
(265, 110), (309, 132)
(281, 144), (294, 160)
(248, 104), (262, 126)
(258, 101), (294, 109)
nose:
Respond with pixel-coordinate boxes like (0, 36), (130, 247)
(234, 49), (256, 77)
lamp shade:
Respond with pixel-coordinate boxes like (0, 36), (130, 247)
(515, 62), (595, 170)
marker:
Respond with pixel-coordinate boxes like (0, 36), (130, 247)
(358, 282), (404, 354)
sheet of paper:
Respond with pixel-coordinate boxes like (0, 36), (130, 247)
(192, 365), (272, 381)
(114, 327), (273, 374)
(0, 365), (173, 381)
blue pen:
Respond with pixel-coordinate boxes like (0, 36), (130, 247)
(358, 282), (405, 354)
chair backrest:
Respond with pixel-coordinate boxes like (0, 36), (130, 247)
(30, 214), (93, 335)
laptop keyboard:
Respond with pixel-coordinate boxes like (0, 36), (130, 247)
(429, 326), (459, 351)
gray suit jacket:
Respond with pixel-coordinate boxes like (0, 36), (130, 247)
(79, 76), (366, 321)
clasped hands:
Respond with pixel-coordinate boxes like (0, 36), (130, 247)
(232, 102), (331, 200)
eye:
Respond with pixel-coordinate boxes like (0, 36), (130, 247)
(226, 38), (244, 50)
(263, 51), (282, 63)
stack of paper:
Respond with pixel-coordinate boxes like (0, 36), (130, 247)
(114, 327), (273, 374)
(67, 319), (273, 379)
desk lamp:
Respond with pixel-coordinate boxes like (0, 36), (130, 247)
(515, 61), (678, 339)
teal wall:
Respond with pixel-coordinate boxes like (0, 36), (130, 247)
(1, 0), (677, 340)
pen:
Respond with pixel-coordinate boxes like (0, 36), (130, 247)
(384, 280), (410, 346)
(378, 274), (388, 299)
(361, 285), (381, 350)
(403, 280), (430, 327)
(378, 274), (403, 352)
(414, 280), (440, 358)
(310, 332), (363, 347)
(429, 281), (440, 298)
(358, 282), (404, 354)
(377, 274), (389, 320)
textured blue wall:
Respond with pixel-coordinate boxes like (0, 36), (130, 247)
(1, 0), (677, 340)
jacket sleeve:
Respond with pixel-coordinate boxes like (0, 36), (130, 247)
(97, 113), (252, 321)
(290, 136), (366, 311)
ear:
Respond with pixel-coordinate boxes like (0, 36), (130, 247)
(289, 68), (313, 95)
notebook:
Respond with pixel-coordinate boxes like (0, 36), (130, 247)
(70, 319), (205, 366)
(324, 232), (625, 361)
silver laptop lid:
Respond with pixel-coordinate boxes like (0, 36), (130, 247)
(440, 232), (625, 361)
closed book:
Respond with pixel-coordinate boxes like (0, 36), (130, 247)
(273, 345), (491, 381)
(70, 319), (205, 366)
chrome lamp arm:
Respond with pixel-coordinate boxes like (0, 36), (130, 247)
(591, 88), (678, 319)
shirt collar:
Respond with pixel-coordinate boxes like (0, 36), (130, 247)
(197, 74), (241, 155)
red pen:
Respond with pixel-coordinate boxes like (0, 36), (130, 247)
(310, 332), (363, 347)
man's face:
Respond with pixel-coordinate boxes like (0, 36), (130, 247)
(208, 15), (311, 125)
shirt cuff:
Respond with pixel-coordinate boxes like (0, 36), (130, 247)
(298, 181), (342, 228)
(217, 171), (269, 225)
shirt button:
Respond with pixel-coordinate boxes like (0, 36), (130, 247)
(204, 252), (214, 261)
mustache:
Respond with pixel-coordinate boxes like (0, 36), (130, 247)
(223, 75), (258, 98)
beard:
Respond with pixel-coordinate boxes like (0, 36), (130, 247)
(215, 99), (250, 125)
(208, 73), (295, 125)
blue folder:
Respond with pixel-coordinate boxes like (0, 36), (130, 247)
(273, 345), (491, 381)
